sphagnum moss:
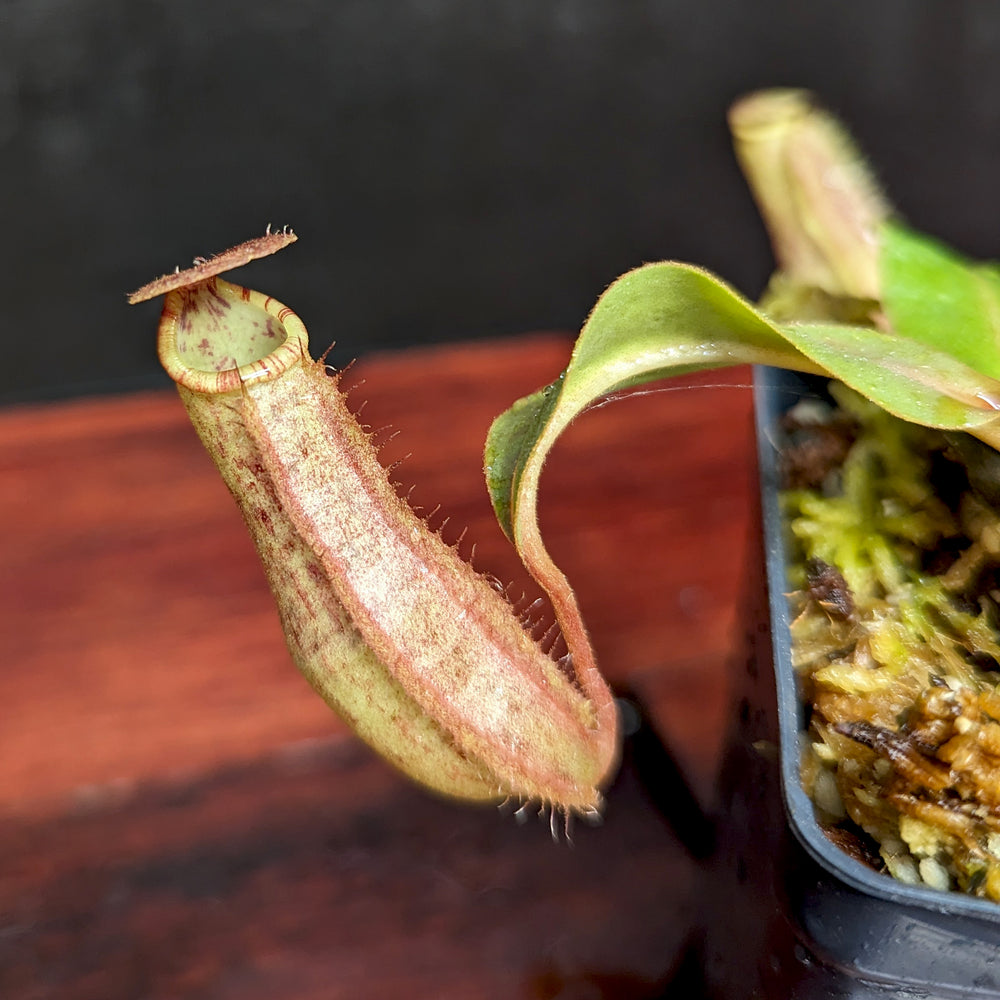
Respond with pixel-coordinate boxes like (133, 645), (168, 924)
(785, 383), (1000, 899)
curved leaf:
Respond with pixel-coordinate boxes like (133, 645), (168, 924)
(484, 262), (824, 543)
(484, 263), (1000, 668)
(486, 262), (1000, 551)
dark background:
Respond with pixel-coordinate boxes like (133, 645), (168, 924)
(4, 1), (1000, 403)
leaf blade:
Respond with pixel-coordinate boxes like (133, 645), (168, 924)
(486, 260), (1000, 570)
(486, 262), (822, 540)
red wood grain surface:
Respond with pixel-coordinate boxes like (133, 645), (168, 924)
(0, 334), (756, 999)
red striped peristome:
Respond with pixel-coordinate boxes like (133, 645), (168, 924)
(154, 275), (620, 813)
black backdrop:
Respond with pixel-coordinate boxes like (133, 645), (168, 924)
(4, 1), (999, 402)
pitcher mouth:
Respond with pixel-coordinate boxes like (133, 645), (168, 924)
(157, 277), (310, 395)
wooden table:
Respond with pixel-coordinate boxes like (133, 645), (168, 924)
(0, 334), (756, 999)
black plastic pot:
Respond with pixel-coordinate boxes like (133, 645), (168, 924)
(681, 367), (1000, 998)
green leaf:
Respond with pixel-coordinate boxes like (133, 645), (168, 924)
(486, 261), (1000, 549)
(881, 222), (1000, 379)
(778, 321), (1000, 431)
(484, 262), (821, 543)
